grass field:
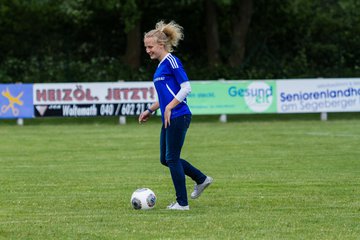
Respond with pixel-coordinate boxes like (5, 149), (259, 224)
(1, 115), (360, 239)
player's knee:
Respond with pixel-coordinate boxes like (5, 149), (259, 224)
(160, 156), (168, 166)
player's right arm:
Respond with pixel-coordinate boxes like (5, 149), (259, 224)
(138, 101), (159, 123)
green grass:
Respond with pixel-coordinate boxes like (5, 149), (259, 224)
(1, 115), (360, 239)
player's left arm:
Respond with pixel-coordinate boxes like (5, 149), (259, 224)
(164, 81), (191, 128)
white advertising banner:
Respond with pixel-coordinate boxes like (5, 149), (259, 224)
(33, 82), (157, 117)
(34, 82), (156, 104)
(277, 78), (360, 113)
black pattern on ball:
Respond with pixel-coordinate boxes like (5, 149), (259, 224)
(132, 198), (142, 210)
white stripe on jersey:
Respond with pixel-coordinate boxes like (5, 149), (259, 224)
(166, 84), (187, 104)
(166, 54), (179, 69)
(166, 83), (176, 97)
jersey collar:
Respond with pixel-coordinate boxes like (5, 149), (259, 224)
(158, 53), (171, 67)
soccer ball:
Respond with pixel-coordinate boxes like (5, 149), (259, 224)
(130, 188), (156, 210)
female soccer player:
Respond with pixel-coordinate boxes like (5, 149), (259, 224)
(139, 20), (213, 210)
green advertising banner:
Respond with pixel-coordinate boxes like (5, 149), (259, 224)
(188, 80), (277, 114)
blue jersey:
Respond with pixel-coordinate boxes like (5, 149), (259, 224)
(153, 53), (192, 122)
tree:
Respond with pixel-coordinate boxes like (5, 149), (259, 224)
(203, 0), (254, 67)
(227, 0), (253, 67)
(205, 0), (221, 66)
(121, 0), (142, 69)
(1, 0), (360, 83)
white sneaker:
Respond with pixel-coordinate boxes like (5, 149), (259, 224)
(191, 176), (213, 199)
(167, 202), (189, 210)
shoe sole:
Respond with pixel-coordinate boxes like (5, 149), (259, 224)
(167, 207), (189, 211)
(167, 202), (190, 210)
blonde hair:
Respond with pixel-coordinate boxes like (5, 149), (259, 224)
(144, 20), (184, 52)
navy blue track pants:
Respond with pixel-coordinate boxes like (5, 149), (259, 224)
(160, 114), (206, 206)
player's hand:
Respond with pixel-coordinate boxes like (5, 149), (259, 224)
(164, 107), (171, 128)
(138, 110), (151, 124)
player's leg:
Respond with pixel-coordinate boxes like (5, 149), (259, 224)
(180, 158), (206, 184)
(159, 126), (168, 167)
(165, 116), (189, 207)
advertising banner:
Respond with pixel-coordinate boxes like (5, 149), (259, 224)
(33, 82), (157, 117)
(0, 84), (34, 118)
(1, 79), (359, 119)
(277, 78), (360, 113)
(188, 80), (277, 114)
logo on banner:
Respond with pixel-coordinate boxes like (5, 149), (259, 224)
(244, 82), (273, 112)
(1, 88), (24, 116)
(35, 105), (48, 116)
(0, 84), (34, 118)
